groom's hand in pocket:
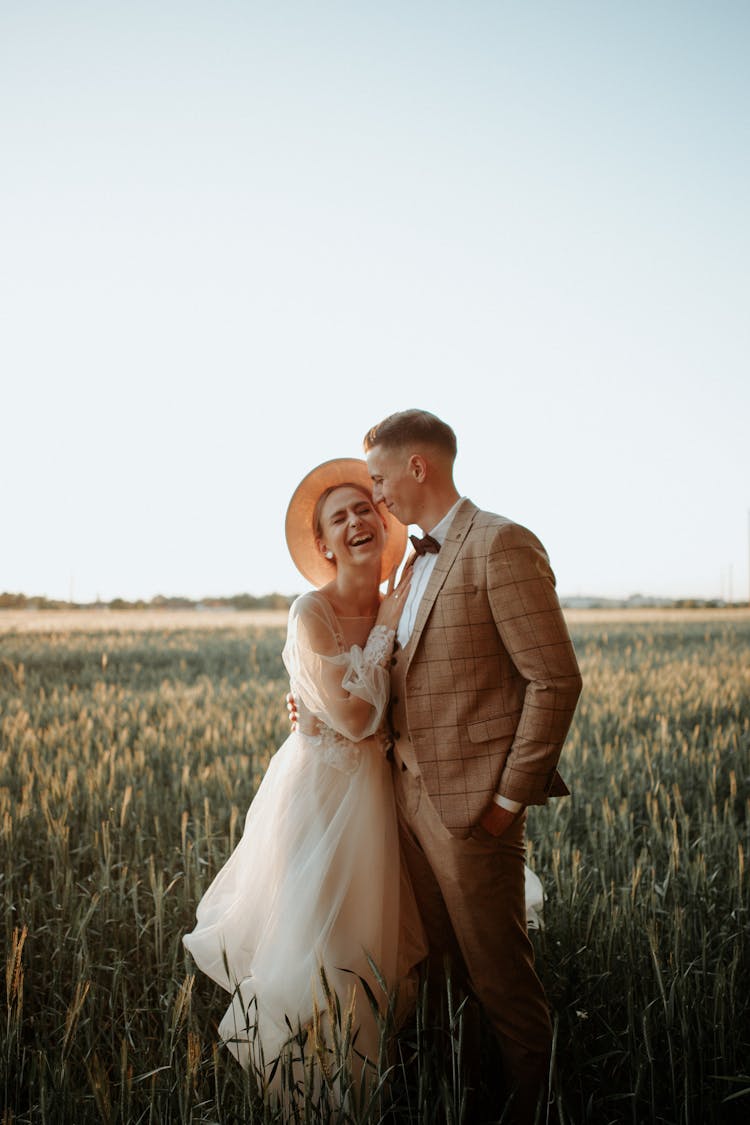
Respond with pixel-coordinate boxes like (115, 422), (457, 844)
(479, 799), (524, 837)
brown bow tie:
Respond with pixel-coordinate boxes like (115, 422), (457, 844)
(409, 533), (440, 557)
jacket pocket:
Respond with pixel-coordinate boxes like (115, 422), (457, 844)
(466, 714), (517, 743)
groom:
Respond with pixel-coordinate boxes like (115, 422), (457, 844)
(364, 410), (582, 1125)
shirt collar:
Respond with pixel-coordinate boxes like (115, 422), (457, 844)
(422, 497), (464, 545)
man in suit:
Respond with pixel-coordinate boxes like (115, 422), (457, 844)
(364, 409), (582, 1125)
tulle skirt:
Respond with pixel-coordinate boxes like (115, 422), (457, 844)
(183, 730), (427, 1081)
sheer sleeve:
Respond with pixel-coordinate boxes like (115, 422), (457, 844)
(282, 593), (394, 743)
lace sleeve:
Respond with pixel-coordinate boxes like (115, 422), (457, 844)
(362, 625), (395, 667)
(283, 595), (394, 743)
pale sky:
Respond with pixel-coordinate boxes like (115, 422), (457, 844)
(2, 1), (748, 603)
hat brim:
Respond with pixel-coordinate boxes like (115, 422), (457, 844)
(285, 458), (407, 587)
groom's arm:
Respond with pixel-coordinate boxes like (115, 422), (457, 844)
(486, 522), (582, 806)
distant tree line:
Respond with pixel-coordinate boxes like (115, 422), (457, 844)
(2, 591), (745, 612)
(559, 595), (747, 609)
(0, 592), (296, 611)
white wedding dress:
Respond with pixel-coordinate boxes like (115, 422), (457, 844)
(183, 590), (545, 1086)
(183, 592), (427, 1084)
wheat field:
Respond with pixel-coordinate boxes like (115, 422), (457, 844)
(1, 610), (748, 1123)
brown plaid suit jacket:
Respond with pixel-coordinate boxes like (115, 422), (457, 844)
(389, 499), (582, 836)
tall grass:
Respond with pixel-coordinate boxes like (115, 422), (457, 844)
(1, 617), (748, 1123)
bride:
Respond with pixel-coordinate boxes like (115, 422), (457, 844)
(183, 458), (426, 1092)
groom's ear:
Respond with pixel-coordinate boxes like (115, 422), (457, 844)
(409, 453), (427, 481)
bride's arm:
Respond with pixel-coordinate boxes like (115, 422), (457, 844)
(283, 585), (407, 743)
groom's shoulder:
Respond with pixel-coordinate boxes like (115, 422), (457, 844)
(469, 506), (510, 529)
(459, 501), (517, 537)
(461, 504), (545, 552)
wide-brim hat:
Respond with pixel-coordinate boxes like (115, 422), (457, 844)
(285, 458), (407, 587)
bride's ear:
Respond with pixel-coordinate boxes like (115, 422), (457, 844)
(317, 539), (334, 561)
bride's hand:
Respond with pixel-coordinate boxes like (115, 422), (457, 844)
(286, 692), (316, 734)
(375, 563), (413, 633)
(286, 692), (298, 730)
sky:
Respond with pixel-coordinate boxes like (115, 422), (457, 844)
(2, 0), (748, 603)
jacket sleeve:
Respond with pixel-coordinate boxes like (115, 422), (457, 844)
(485, 523), (582, 804)
(282, 594), (394, 743)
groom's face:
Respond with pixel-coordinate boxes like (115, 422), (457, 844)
(366, 446), (419, 527)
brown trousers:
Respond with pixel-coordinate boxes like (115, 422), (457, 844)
(393, 763), (552, 1124)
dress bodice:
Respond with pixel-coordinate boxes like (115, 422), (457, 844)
(282, 592), (395, 771)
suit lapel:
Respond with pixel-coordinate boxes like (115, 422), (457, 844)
(404, 499), (479, 670)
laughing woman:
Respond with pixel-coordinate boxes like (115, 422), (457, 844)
(183, 458), (426, 1096)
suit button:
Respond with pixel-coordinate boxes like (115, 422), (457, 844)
(394, 731), (401, 740)
(390, 657), (397, 666)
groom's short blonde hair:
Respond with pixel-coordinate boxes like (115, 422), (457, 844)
(363, 409), (457, 461)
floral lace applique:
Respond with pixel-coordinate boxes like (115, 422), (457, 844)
(362, 626), (395, 668)
(308, 728), (362, 775)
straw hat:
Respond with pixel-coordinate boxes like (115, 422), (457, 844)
(285, 458), (407, 587)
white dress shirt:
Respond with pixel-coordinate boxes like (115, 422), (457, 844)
(396, 498), (523, 816)
(397, 499), (462, 648)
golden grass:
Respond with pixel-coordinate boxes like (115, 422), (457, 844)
(0, 608), (291, 633)
(1, 615), (748, 1122)
(3, 605), (749, 635)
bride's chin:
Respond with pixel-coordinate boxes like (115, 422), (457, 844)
(344, 551), (381, 573)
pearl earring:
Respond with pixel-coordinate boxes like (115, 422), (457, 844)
(325, 550), (334, 560)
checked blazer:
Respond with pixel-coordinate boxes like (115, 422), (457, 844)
(389, 499), (582, 836)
